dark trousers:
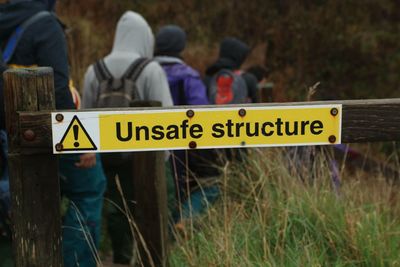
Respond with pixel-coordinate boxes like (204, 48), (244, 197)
(103, 156), (176, 264)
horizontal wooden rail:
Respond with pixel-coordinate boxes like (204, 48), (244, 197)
(18, 98), (400, 152)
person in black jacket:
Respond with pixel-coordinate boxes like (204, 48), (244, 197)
(204, 37), (259, 103)
(0, 0), (74, 111)
(204, 37), (259, 164)
(0, 1), (106, 266)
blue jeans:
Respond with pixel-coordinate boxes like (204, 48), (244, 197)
(0, 130), (9, 202)
(0, 130), (12, 266)
(174, 185), (220, 222)
(0, 130), (10, 227)
(59, 154), (106, 267)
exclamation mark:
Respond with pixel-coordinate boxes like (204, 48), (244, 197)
(73, 125), (79, 148)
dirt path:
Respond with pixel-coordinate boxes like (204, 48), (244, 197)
(101, 256), (130, 267)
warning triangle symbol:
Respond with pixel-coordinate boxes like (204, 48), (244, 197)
(58, 115), (97, 151)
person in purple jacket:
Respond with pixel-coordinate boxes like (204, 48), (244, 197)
(154, 25), (208, 106)
(155, 25), (221, 224)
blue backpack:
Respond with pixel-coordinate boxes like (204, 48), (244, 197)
(0, 10), (51, 239)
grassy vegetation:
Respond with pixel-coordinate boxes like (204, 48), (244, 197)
(56, 1), (400, 265)
(58, 0), (400, 101)
(168, 148), (400, 266)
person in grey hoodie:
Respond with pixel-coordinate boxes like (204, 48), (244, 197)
(82, 12), (172, 109)
(82, 11), (173, 265)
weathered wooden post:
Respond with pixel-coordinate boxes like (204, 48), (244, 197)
(131, 101), (169, 267)
(132, 150), (168, 267)
(3, 68), (62, 266)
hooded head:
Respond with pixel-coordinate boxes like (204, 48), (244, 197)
(219, 37), (250, 68)
(0, 0), (56, 40)
(111, 11), (154, 58)
(205, 37), (250, 75)
(7, 0), (55, 10)
(154, 25), (186, 58)
(40, 0), (56, 10)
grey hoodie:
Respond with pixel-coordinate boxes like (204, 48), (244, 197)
(82, 11), (173, 109)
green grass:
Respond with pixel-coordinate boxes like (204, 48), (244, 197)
(168, 147), (400, 267)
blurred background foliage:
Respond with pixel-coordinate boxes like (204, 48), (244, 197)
(58, 0), (400, 101)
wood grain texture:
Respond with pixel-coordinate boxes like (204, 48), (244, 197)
(132, 150), (168, 267)
(129, 101), (168, 267)
(342, 101), (400, 143)
(19, 113), (52, 150)
(8, 154), (61, 267)
(4, 68), (62, 267)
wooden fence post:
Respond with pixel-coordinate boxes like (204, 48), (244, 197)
(3, 68), (62, 266)
(131, 101), (168, 267)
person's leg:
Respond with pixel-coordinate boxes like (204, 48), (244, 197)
(0, 130), (10, 213)
(104, 160), (134, 264)
(165, 159), (177, 219)
(0, 130), (8, 182)
(0, 236), (13, 267)
(0, 130), (12, 267)
(179, 184), (220, 220)
(59, 154), (106, 267)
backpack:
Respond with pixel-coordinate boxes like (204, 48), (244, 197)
(1, 11), (82, 110)
(93, 57), (152, 108)
(158, 62), (187, 105)
(93, 58), (152, 166)
(2, 11), (51, 65)
(1, 11), (52, 90)
(208, 69), (248, 105)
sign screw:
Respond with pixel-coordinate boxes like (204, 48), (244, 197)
(186, 110), (195, 118)
(238, 108), (246, 117)
(55, 143), (63, 151)
(330, 108), (338, 116)
(240, 141), (246, 146)
(328, 135), (336, 143)
(23, 129), (36, 141)
(55, 113), (64, 122)
(189, 141), (197, 149)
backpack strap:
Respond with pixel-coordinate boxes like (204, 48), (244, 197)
(123, 57), (152, 82)
(93, 59), (113, 82)
(158, 62), (186, 105)
(2, 11), (52, 63)
(177, 79), (186, 105)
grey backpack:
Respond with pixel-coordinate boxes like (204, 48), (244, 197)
(93, 57), (152, 108)
(208, 69), (248, 104)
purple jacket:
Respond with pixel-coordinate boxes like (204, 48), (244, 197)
(155, 56), (209, 105)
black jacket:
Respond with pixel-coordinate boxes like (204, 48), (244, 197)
(0, 0), (74, 129)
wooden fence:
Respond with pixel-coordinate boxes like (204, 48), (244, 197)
(3, 68), (400, 266)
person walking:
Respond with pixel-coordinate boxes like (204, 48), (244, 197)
(82, 11), (173, 265)
(204, 37), (259, 104)
(154, 25), (221, 223)
(0, 1), (106, 266)
(204, 37), (258, 163)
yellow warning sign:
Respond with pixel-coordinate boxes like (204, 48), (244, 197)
(52, 104), (342, 154)
(99, 105), (341, 151)
(57, 115), (97, 151)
